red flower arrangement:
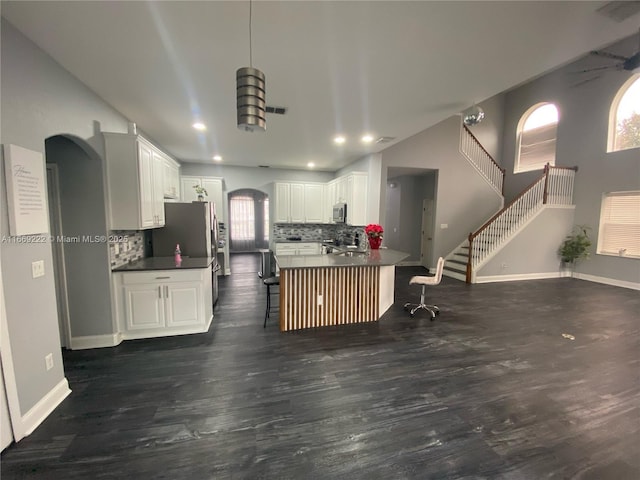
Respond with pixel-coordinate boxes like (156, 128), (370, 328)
(365, 224), (383, 249)
(365, 223), (384, 238)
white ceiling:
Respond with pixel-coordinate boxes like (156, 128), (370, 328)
(2, 1), (639, 171)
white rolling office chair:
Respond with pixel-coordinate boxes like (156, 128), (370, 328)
(404, 257), (445, 319)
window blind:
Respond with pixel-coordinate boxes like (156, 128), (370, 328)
(598, 192), (640, 258)
(516, 123), (557, 172)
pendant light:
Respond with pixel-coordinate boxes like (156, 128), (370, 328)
(236, 0), (266, 132)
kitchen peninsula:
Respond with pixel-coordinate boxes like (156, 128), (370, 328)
(275, 249), (409, 331)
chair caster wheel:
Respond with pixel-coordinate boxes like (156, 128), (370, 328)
(403, 305), (409, 311)
(409, 312), (415, 318)
(435, 310), (440, 316)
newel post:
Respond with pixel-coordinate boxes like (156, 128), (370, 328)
(466, 233), (473, 284)
(542, 163), (550, 204)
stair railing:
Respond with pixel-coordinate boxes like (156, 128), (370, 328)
(459, 124), (506, 195)
(465, 164), (577, 282)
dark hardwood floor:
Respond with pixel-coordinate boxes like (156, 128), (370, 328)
(2, 253), (639, 479)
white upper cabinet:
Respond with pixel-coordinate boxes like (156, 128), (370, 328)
(345, 172), (368, 226)
(104, 133), (167, 230)
(304, 183), (325, 223)
(163, 157), (181, 199)
(274, 182), (325, 223)
(289, 183), (305, 222)
(180, 176), (225, 223)
(274, 183), (292, 223)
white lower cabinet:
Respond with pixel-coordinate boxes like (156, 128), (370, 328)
(275, 242), (321, 256)
(115, 268), (212, 340)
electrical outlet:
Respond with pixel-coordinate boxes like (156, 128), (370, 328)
(317, 294), (323, 306)
(31, 260), (45, 278)
(45, 353), (53, 371)
(440, 224), (448, 229)
(501, 262), (507, 269)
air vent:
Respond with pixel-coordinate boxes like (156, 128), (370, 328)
(596, 1), (640, 22)
(375, 136), (396, 144)
(258, 165), (270, 168)
(265, 106), (288, 115)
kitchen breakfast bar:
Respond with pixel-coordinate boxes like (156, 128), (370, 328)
(275, 249), (409, 331)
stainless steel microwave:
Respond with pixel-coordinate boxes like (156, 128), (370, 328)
(333, 203), (347, 223)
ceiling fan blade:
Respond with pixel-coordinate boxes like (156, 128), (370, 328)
(589, 50), (629, 62)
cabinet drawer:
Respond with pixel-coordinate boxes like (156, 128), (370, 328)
(119, 270), (203, 285)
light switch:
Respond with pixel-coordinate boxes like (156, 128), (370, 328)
(32, 260), (45, 278)
(440, 224), (448, 229)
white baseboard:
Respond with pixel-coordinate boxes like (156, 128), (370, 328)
(573, 273), (640, 291)
(475, 271), (570, 283)
(398, 260), (422, 267)
(70, 333), (122, 350)
(22, 378), (71, 437)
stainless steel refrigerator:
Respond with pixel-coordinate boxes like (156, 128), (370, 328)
(152, 202), (221, 305)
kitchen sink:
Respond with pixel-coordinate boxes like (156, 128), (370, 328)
(333, 250), (368, 257)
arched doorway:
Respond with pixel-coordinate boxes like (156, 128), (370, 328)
(228, 189), (269, 252)
(45, 135), (113, 349)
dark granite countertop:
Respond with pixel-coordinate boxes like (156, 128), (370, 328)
(112, 256), (215, 272)
(275, 248), (409, 269)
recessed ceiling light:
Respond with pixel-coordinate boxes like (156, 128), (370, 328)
(361, 134), (374, 143)
(213, 155), (222, 161)
(307, 162), (315, 168)
(333, 135), (346, 144)
(193, 122), (207, 131)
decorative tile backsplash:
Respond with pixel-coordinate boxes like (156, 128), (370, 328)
(272, 223), (365, 246)
(109, 231), (145, 269)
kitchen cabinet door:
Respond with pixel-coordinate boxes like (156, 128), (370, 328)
(304, 184), (324, 223)
(274, 183), (291, 223)
(289, 183), (305, 222)
(346, 173), (368, 226)
(164, 282), (203, 327)
(202, 178), (224, 223)
(123, 284), (165, 330)
(152, 152), (165, 226)
(163, 157), (180, 199)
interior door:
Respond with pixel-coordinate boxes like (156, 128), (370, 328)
(421, 199), (434, 269)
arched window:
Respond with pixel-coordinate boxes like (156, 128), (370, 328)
(514, 103), (559, 173)
(608, 75), (640, 152)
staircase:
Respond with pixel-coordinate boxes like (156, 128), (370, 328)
(442, 124), (577, 283)
(443, 164), (577, 283)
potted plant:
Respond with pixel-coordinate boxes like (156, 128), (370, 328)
(559, 225), (591, 271)
(365, 223), (384, 249)
(193, 185), (208, 201)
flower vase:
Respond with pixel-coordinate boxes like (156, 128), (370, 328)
(197, 195), (204, 201)
(368, 236), (382, 249)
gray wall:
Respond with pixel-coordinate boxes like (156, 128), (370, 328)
(46, 136), (114, 338)
(1, 19), (129, 413)
(479, 207), (575, 277)
(501, 34), (640, 284)
(381, 115), (504, 265)
(384, 174), (430, 262)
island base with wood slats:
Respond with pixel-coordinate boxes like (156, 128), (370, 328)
(275, 249), (409, 332)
